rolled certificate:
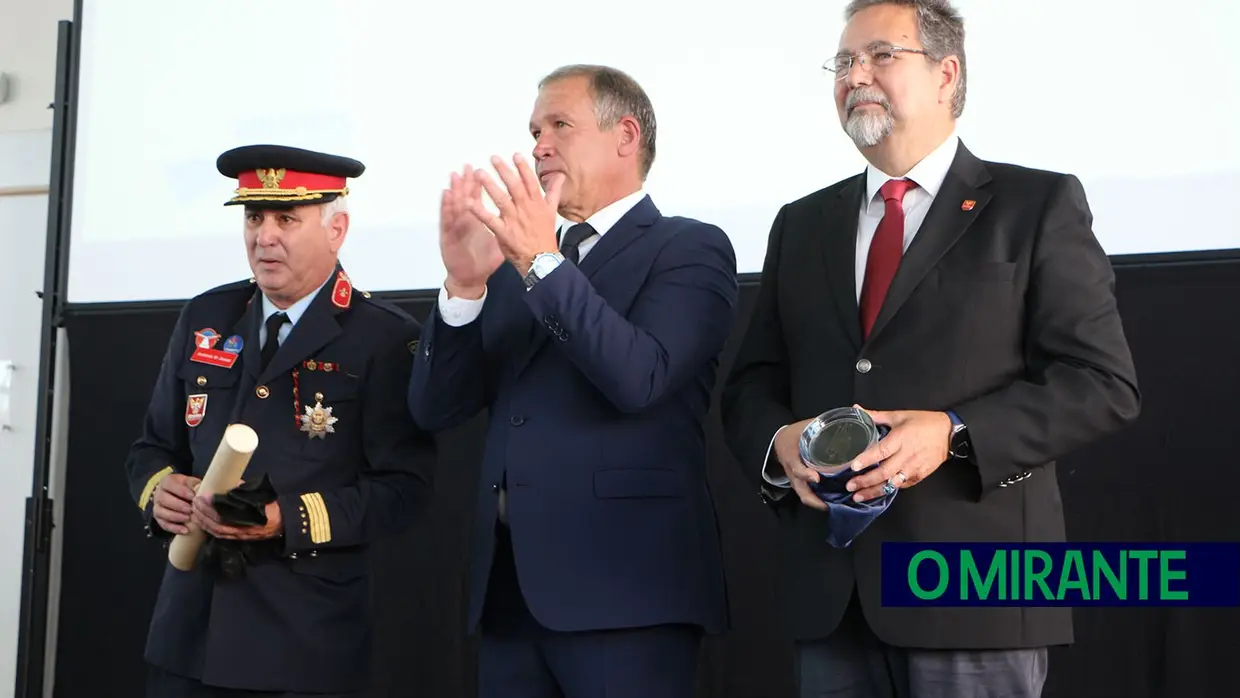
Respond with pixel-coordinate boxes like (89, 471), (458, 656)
(168, 423), (259, 571)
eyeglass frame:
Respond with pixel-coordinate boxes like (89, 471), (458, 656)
(823, 43), (934, 81)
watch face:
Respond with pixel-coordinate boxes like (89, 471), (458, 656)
(951, 427), (970, 458)
(534, 254), (561, 278)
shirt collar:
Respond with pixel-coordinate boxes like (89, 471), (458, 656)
(261, 270), (332, 327)
(865, 132), (960, 203)
(559, 188), (647, 239)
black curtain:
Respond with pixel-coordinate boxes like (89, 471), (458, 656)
(51, 258), (1240, 698)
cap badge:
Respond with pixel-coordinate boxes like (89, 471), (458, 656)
(257, 168), (286, 189)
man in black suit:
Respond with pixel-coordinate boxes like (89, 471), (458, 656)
(125, 145), (437, 697)
(720, 1), (1140, 696)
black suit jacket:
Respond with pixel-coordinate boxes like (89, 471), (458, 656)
(720, 142), (1140, 649)
(124, 266), (437, 692)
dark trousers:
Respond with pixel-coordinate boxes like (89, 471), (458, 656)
(146, 665), (364, 698)
(478, 524), (702, 698)
(795, 591), (1047, 698)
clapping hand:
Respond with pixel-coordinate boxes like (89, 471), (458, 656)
(466, 154), (563, 272)
(440, 164), (504, 299)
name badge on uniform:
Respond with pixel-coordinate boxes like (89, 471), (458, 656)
(190, 327), (239, 368)
(185, 394), (207, 427)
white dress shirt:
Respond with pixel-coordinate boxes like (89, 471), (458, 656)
(259, 272), (332, 350)
(436, 188), (648, 328)
(762, 133), (961, 488)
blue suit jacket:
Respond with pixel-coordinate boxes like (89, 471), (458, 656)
(408, 195), (735, 635)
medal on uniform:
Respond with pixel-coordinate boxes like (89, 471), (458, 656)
(299, 392), (337, 439)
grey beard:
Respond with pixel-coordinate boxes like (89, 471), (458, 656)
(844, 109), (893, 148)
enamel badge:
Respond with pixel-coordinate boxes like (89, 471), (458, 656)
(194, 328), (220, 349)
(331, 271), (352, 309)
(190, 327), (238, 368)
(299, 399), (338, 439)
(185, 394), (207, 427)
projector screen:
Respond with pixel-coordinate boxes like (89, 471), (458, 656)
(66, 0), (1240, 303)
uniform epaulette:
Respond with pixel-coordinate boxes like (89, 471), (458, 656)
(196, 277), (259, 299)
(356, 290), (416, 323)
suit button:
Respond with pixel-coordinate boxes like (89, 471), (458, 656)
(492, 483), (500, 492)
(510, 415), (525, 426)
(256, 385), (270, 398)
(855, 359), (872, 374)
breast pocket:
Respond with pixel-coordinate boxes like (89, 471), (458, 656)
(937, 260), (1017, 285)
(176, 363), (242, 463)
(294, 370), (362, 460)
(970, 261), (1017, 283)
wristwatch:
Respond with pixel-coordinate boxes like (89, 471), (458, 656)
(523, 252), (564, 290)
(947, 410), (971, 460)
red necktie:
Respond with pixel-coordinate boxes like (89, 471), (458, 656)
(859, 178), (917, 339)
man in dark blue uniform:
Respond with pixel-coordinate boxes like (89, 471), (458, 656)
(124, 144), (437, 697)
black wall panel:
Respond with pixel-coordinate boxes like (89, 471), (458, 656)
(52, 259), (1240, 697)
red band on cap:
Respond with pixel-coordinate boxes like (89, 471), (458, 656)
(236, 169), (346, 192)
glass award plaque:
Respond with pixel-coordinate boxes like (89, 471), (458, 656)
(798, 406), (880, 475)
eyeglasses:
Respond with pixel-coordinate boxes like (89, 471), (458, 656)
(823, 45), (931, 80)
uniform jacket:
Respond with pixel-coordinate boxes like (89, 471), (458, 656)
(125, 265), (437, 693)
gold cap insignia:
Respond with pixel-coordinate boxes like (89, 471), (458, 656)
(256, 168), (286, 189)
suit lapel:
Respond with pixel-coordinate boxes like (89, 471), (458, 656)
(239, 290), (264, 383)
(821, 176), (866, 350)
(256, 269), (347, 385)
(219, 285), (262, 424)
(575, 195), (658, 279)
(512, 196), (661, 379)
(867, 144), (992, 342)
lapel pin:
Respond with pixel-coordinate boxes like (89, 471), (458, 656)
(961, 199), (976, 211)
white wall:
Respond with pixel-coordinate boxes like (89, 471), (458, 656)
(1, 1), (76, 695)
(0, 0), (73, 132)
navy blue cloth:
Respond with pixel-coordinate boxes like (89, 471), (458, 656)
(408, 195), (735, 642)
(124, 265), (437, 694)
(809, 426), (895, 548)
(477, 524), (702, 698)
(145, 664), (364, 698)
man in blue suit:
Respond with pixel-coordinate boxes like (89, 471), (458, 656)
(407, 64), (736, 697)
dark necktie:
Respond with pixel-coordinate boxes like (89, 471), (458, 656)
(859, 179), (917, 339)
(559, 223), (595, 264)
(259, 312), (289, 371)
